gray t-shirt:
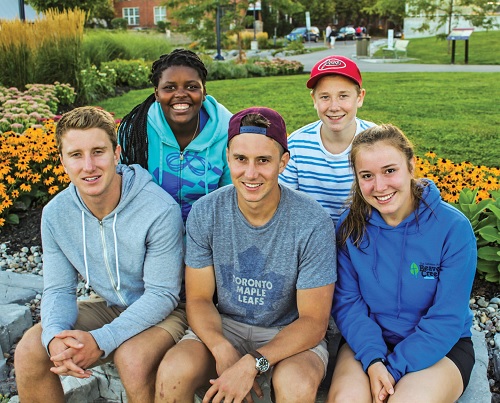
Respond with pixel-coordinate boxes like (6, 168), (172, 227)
(186, 185), (337, 327)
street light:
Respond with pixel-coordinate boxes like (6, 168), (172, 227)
(19, 0), (26, 21)
(253, 3), (256, 41)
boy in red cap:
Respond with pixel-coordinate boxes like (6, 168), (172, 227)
(155, 107), (336, 403)
(279, 55), (375, 225)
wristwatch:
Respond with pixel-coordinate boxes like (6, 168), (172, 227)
(248, 350), (270, 374)
(366, 357), (387, 372)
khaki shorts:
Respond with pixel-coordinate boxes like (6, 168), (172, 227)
(181, 315), (329, 377)
(75, 297), (187, 366)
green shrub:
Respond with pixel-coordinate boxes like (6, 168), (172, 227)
(102, 59), (150, 88)
(77, 65), (117, 104)
(453, 189), (500, 284)
(207, 61), (248, 80)
(111, 18), (128, 30)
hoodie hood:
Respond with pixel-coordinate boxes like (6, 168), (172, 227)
(145, 95), (233, 222)
(148, 94), (231, 150)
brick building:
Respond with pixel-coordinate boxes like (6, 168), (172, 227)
(113, 0), (167, 29)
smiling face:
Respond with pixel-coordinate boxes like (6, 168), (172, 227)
(355, 141), (415, 226)
(154, 65), (206, 130)
(60, 128), (121, 213)
(227, 133), (289, 212)
(311, 75), (365, 137)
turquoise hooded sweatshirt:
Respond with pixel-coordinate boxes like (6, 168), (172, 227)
(147, 95), (232, 222)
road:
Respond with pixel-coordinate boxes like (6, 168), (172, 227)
(281, 39), (500, 73)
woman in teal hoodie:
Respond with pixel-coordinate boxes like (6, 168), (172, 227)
(327, 124), (476, 403)
(119, 49), (232, 222)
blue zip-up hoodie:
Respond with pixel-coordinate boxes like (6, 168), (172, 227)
(41, 164), (184, 358)
(147, 95), (232, 222)
(332, 179), (476, 382)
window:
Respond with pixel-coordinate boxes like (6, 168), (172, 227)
(123, 7), (140, 26)
(154, 6), (167, 24)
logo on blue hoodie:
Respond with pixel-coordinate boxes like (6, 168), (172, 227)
(410, 262), (441, 280)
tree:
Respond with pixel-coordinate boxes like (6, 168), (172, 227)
(363, 0), (406, 31)
(405, 0), (499, 35)
(26, 0), (115, 26)
(165, 0), (300, 52)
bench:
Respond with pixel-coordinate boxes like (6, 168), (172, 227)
(382, 39), (409, 59)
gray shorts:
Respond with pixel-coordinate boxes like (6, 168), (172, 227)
(181, 315), (329, 377)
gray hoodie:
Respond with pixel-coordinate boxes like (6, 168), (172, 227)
(41, 164), (184, 357)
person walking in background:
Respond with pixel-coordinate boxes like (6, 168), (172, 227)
(327, 124), (476, 403)
(279, 55), (375, 225)
(325, 24), (332, 48)
(329, 26), (338, 49)
(155, 107), (336, 403)
(118, 49), (233, 223)
(14, 106), (186, 403)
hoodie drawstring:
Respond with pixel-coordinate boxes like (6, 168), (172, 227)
(82, 211), (90, 290)
(81, 211), (121, 292)
(112, 214), (121, 291)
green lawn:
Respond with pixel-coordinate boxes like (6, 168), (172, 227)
(98, 72), (500, 167)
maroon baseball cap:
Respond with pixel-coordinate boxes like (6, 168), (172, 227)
(228, 107), (288, 153)
(306, 55), (362, 89)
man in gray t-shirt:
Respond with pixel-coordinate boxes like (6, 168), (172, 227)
(155, 107), (336, 403)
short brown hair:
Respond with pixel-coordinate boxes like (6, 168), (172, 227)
(56, 106), (117, 154)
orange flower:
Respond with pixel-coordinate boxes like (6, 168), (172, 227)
(20, 183), (31, 192)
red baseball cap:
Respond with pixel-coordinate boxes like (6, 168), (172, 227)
(306, 55), (362, 89)
(228, 107), (288, 153)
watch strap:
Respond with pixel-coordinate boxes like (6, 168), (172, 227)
(248, 350), (264, 360)
(366, 357), (387, 372)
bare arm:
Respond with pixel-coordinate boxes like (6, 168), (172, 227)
(257, 284), (334, 365)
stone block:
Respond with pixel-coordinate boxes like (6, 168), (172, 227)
(0, 304), (32, 353)
(0, 271), (43, 305)
(62, 374), (100, 403)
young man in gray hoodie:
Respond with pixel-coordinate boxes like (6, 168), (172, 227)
(14, 106), (186, 403)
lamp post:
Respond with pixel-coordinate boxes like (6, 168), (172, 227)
(214, 4), (224, 60)
(19, 0), (26, 21)
(253, 3), (256, 41)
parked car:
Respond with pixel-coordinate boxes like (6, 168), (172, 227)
(336, 26), (356, 41)
(285, 27), (319, 42)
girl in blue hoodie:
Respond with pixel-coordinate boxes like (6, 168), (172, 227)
(118, 49), (232, 222)
(327, 124), (476, 403)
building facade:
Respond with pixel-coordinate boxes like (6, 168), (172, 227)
(113, 0), (167, 28)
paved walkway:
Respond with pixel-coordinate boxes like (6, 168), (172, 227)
(257, 40), (500, 73)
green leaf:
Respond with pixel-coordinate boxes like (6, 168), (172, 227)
(488, 204), (500, 220)
(478, 226), (500, 243)
(6, 213), (19, 225)
(478, 246), (500, 261)
(485, 272), (500, 283)
(458, 188), (477, 205)
(477, 259), (499, 274)
(410, 262), (419, 277)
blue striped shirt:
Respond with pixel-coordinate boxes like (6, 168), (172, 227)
(279, 118), (376, 225)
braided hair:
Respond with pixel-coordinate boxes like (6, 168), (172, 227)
(118, 49), (208, 168)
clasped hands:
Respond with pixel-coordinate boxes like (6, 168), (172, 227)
(203, 347), (264, 403)
(48, 330), (103, 378)
(367, 361), (396, 403)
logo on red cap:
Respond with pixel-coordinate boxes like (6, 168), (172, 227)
(317, 58), (347, 71)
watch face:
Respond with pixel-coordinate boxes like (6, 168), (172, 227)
(256, 357), (270, 372)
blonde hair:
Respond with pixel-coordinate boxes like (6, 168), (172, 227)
(56, 106), (117, 154)
(338, 124), (427, 248)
